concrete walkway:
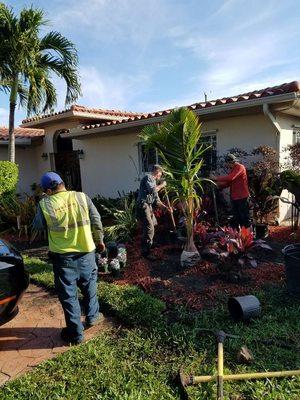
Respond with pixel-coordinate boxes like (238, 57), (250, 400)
(0, 284), (114, 386)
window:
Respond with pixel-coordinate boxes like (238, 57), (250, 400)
(294, 129), (300, 144)
(198, 134), (217, 175)
(138, 133), (217, 175)
(138, 143), (161, 173)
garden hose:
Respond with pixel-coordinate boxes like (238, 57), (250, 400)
(177, 329), (300, 400)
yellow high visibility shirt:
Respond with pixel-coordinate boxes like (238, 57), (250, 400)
(39, 191), (95, 254)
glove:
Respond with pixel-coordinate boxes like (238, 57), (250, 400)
(97, 243), (106, 253)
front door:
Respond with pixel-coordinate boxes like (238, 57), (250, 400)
(54, 150), (82, 191)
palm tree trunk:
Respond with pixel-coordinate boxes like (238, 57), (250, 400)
(8, 74), (19, 163)
(181, 196), (200, 266)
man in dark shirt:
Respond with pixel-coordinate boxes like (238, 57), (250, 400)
(137, 165), (169, 258)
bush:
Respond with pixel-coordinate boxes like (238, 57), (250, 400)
(0, 161), (18, 195)
(92, 194), (137, 242)
(0, 193), (36, 234)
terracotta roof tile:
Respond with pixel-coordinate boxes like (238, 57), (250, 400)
(0, 127), (44, 141)
(22, 104), (143, 124)
(79, 80), (300, 131)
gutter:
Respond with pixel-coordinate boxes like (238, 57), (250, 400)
(65, 92), (298, 139)
(0, 138), (32, 146)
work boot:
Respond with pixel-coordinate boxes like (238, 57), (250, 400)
(60, 327), (83, 345)
(85, 313), (105, 329)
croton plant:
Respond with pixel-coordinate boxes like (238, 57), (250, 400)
(200, 226), (272, 278)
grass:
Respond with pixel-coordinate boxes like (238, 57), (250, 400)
(0, 258), (299, 399)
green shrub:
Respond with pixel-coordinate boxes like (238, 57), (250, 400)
(92, 194), (137, 242)
(0, 161), (19, 195)
(0, 193), (36, 234)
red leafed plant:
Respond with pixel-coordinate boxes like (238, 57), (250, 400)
(202, 226), (272, 280)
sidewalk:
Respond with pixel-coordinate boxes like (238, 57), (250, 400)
(0, 284), (113, 386)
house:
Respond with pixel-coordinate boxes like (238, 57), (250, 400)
(1, 81), (300, 222)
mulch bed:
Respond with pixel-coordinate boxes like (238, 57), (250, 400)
(104, 227), (290, 311)
(4, 226), (298, 311)
(269, 226), (300, 243)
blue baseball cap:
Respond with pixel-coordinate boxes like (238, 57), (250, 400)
(40, 172), (63, 191)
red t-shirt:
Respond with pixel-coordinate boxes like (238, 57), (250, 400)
(216, 163), (250, 200)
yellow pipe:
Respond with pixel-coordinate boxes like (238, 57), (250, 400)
(192, 369), (300, 385)
(217, 342), (224, 400)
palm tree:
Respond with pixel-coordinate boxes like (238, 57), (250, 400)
(0, 4), (81, 162)
(140, 107), (211, 267)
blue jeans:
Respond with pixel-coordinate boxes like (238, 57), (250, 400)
(52, 251), (99, 341)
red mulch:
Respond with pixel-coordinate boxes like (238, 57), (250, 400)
(110, 236), (286, 311)
(269, 226), (300, 243)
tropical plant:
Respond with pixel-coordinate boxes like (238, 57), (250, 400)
(249, 146), (281, 224)
(0, 160), (18, 195)
(202, 226), (272, 280)
(283, 142), (300, 172)
(280, 170), (300, 205)
(0, 193), (36, 236)
(98, 196), (137, 243)
(0, 4), (81, 162)
(140, 107), (211, 266)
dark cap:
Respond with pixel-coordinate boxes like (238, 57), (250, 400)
(225, 153), (239, 163)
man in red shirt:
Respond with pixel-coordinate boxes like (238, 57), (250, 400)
(214, 154), (251, 228)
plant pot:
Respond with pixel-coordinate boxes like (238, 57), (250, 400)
(282, 244), (300, 296)
(254, 223), (269, 239)
(228, 295), (261, 321)
(180, 250), (201, 267)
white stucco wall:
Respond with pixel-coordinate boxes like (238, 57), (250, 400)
(75, 130), (140, 198)
(75, 113), (278, 199)
(0, 145), (40, 194)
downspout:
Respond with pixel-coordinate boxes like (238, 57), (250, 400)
(262, 103), (281, 153)
(262, 103), (282, 223)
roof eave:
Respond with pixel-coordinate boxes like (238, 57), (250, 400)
(65, 92), (299, 139)
(20, 111), (127, 128)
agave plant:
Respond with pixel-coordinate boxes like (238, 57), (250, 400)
(139, 107), (211, 266)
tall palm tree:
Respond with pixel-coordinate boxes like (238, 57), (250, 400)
(140, 107), (211, 267)
(0, 4), (81, 162)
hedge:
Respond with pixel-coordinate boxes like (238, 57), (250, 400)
(0, 161), (19, 195)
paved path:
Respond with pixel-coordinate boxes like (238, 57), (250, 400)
(0, 284), (114, 386)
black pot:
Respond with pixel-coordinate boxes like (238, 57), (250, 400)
(282, 244), (300, 296)
(228, 295), (261, 321)
(254, 224), (269, 239)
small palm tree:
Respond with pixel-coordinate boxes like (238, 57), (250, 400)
(0, 4), (81, 162)
(140, 107), (210, 266)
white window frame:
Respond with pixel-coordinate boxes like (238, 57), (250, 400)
(138, 129), (218, 175)
(293, 129), (300, 144)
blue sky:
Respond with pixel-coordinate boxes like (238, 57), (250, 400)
(1, 0), (300, 126)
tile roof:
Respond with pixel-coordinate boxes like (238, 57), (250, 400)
(22, 104), (143, 124)
(0, 126), (44, 140)
(79, 80), (300, 131)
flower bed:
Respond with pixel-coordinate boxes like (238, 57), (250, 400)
(269, 226), (300, 243)
(103, 238), (285, 311)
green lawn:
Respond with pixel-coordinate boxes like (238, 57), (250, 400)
(0, 258), (299, 400)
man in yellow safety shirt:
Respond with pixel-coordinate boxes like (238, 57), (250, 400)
(33, 172), (105, 344)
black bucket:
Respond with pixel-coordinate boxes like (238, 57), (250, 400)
(282, 244), (300, 296)
(228, 295), (261, 321)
